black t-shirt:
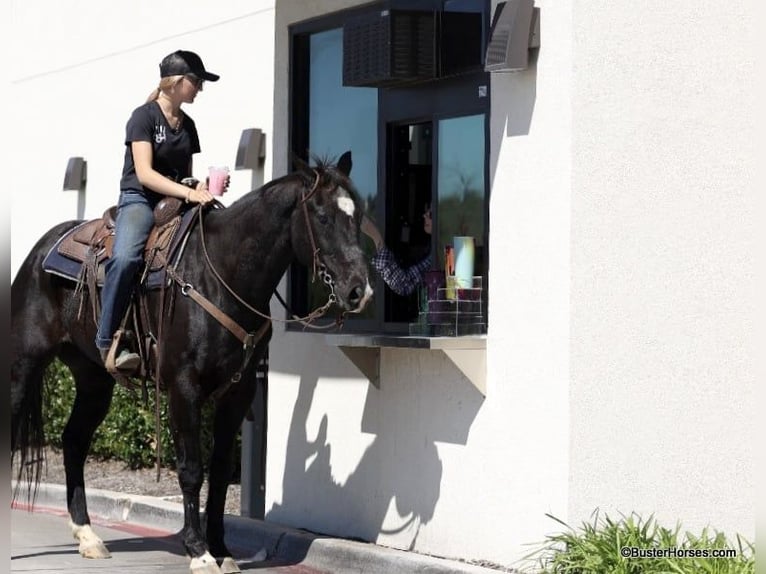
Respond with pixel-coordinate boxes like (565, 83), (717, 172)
(120, 101), (201, 198)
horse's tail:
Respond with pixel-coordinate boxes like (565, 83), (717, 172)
(11, 221), (83, 506)
(11, 365), (47, 506)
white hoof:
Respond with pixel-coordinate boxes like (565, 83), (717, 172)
(70, 522), (112, 559)
(190, 551), (223, 574)
(220, 556), (241, 574)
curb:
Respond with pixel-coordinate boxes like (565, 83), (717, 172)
(21, 483), (502, 574)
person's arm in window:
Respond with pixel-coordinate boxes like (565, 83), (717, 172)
(362, 213), (432, 296)
(370, 247), (431, 296)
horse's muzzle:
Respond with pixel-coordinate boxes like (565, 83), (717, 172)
(347, 282), (373, 312)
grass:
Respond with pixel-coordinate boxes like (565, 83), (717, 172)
(520, 510), (755, 574)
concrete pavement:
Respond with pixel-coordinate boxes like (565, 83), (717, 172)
(14, 483), (507, 574)
(11, 507), (325, 573)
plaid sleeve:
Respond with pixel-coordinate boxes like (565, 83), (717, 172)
(371, 246), (432, 296)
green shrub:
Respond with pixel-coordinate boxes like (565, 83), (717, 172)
(42, 359), (241, 477)
(522, 511), (755, 574)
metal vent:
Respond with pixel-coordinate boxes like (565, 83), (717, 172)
(485, 0), (540, 72)
(343, 10), (436, 87)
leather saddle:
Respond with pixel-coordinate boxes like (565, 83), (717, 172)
(43, 197), (197, 289)
(41, 196), (201, 384)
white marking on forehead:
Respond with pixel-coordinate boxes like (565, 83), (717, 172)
(336, 189), (355, 217)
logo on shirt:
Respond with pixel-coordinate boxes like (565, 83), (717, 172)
(154, 124), (166, 144)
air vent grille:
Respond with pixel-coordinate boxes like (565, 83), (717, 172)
(343, 10), (436, 87)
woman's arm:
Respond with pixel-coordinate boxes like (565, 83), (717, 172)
(360, 215), (384, 250)
(132, 141), (213, 204)
(371, 246), (431, 296)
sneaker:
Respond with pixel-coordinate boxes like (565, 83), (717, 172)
(100, 346), (140, 372)
(114, 349), (141, 372)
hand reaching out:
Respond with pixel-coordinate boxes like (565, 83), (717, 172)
(361, 214), (383, 250)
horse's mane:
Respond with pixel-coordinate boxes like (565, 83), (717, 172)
(226, 154), (360, 215)
(303, 153), (362, 205)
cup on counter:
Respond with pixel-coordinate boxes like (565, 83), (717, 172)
(208, 166), (230, 196)
(453, 236), (475, 288)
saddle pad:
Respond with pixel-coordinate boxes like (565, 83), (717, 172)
(42, 221), (97, 281)
(42, 207), (199, 290)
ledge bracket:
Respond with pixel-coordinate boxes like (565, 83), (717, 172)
(328, 335), (486, 395)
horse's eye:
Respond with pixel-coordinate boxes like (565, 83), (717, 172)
(318, 214), (329, 225)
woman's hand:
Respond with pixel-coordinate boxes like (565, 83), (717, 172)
(186, 180), (215, 205)
(361, 214), (383, 250)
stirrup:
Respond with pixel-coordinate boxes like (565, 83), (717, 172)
(115, 349), (141, 371)
(104, 330), (140, 374)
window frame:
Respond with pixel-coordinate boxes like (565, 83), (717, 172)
(287, 1), (491, 335)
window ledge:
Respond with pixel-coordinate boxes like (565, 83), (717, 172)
(326, 334), (487, 395)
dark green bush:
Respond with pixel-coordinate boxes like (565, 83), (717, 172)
(42, 359), (241, 478)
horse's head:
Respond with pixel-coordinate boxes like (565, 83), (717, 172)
(291, 152), (373, 313)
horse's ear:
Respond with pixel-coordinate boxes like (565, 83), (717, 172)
(337, 151), (352, 177)
(291, 152), (312, 175)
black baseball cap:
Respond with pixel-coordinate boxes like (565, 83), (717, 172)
(159, 50), (220, 81)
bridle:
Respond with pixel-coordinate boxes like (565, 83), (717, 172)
(294, 169), (344, 324)
(197, 169), (342, 327)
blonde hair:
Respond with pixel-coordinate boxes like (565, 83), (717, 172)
(145, 75), (184, 103)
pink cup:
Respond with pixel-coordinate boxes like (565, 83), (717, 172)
(208, 166), (229, 196)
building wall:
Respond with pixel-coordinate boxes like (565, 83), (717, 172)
(569, 0), (756, 536)
(268, 0), (571, 566)
(270, 0), (755, 566)
(8, 0), (755, 569)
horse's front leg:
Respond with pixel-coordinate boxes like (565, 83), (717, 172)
(168, 381), (221, 574)
(60, 355), (115, 559)
(206, 373), (261, 574)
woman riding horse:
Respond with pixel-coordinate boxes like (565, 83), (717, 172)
(98, 50), (220, 373)
(11, 152), (372, 574)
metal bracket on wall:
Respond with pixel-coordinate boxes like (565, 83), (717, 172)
(440, 348), (486, 395)
(328, 335), (487, 396)
(338, 346), (381, 388)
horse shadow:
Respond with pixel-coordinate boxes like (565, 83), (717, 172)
(268, 347), (483, 553)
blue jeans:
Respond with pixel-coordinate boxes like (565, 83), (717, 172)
(95, 193), (155, 350)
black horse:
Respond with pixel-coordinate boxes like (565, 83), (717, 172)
(11, 154), (372, 574)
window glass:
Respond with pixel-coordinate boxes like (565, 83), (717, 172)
(306, 28), (378, 315)
(309, 28), (377, 210)
(436, 114), (485, 274)
(290, 9), (490, 333)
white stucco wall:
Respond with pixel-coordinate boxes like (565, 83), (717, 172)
(10, 0), (275, 278)
(269, 0), (755, 566)
(569, 0), (756, 537)
(268, 0), (572, 566)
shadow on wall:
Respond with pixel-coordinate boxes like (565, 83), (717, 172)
(268, 354), (483, 547)
(488, 48), (539, 191)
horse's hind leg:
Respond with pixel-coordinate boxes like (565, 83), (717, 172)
(59, 348), (115, 559)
